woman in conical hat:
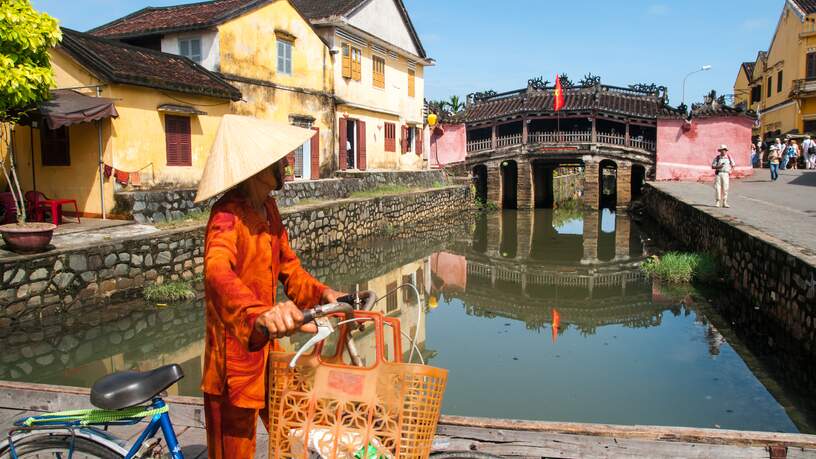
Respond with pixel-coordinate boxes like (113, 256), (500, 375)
(196, 115), (345, 458)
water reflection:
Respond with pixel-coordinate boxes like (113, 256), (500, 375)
(0, 207), (812, 433)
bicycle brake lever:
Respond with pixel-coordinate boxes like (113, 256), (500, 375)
(289, 317), (333, 368)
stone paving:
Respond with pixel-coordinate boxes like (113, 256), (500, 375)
(651, 169), (816, 258)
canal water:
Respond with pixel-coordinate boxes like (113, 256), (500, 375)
(0, 206), (813, 434)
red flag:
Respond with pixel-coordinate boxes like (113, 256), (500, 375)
(551, 308), (561, 344)
(554, 74), (565, 112)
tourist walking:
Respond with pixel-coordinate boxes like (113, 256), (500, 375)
(803, 135), (815, 169)
(790, 139), (801, 170)
(712, 144), (735, 208)
(781, 139), (792, 170)
(194, 116), (346, 459)
(769, 141), (781, 181)
(751, 144), (759, 168)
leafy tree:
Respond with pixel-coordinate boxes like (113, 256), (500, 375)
(0, 0), (61, 223)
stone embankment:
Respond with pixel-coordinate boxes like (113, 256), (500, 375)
(115, 170), (447, 223)
(641, 184), (816, 359)
(0, 185), (472, 324)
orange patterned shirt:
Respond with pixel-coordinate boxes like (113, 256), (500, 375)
(201, 191), (326, 409)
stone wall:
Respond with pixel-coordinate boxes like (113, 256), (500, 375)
(114, 170), (448, 223)
(0, 186), (473, 322)
(641, 184), (816, 359)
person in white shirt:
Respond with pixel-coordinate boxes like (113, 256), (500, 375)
(711, 144), (735, 208)
(805, 135), (816, 170)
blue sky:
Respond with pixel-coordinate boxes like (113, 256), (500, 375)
(32, 0), (783, 106)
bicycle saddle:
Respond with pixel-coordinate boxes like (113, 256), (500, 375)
(90, 364), (184, 410)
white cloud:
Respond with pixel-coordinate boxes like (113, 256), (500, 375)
(647, 4), (670, 16)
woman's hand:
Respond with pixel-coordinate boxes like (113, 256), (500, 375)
(255, 301), (317, 339)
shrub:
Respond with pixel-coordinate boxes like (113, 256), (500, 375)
(641, 252), (720, 284)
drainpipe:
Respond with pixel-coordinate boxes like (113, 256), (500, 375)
(96, 86), (106, 220)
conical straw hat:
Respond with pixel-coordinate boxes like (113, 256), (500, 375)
(195, 114), (316, 203)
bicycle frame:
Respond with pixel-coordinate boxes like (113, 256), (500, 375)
(6, 398), (182, 459)
(124, 398), (182, 459)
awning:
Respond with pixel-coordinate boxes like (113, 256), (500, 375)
(39, 89), (119, 130)
(157, 104), (207, 116)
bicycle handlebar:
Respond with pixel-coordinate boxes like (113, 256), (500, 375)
(301, 302), (354, 323)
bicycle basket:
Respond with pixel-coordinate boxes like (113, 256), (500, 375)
(268, 311), (448, 459)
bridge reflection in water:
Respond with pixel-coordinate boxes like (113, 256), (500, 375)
(434, 207), (661, 336)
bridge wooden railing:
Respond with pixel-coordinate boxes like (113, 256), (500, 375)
(466, 130), (655, 154)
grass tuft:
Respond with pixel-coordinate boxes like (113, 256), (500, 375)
(349, 184), (414, 199)
(155, 209), (211, 229)
(143, 280), (196, 303)
(641, 252), (720, 284)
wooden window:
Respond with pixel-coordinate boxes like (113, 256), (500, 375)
(751, 85), (762, 104)
(407, 68), (415, 97)
(777, 70), (783, 93)
(386, 281), (398, 313)
(808, 53), (816, 79)
(41, 126), (70, 166)
(179, 37), (202, 63)
(384, 122), (396, 152)
(341, 43), (352, 79)
(351, 46), (362, 81)
(165, 115), (192, 166)
(373, 55), (385, 88)
(767, 77), (773, 98)
(277, 39), (293, 75)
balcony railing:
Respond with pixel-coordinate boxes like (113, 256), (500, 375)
(791, 78), (816, 97)
(467, 130), (655, 154)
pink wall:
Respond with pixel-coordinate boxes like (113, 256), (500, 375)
(656, 117), (754, 181)
(429, 123), (467, 168)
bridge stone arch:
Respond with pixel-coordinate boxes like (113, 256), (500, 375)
(472, 164), (488, 204)
(500, 160), (519, 209)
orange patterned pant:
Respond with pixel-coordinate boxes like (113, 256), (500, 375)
(204, 393), (269, 459)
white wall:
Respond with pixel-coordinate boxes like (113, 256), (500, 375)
(347, 0), (420, 56)
(161, 30), (220, 72)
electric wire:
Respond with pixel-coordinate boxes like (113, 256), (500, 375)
(370, 283), (423, 363)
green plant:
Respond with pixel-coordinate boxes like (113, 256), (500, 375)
(0, 0), (62, 223)
(641, 252), (720, 284)
(473, 196), (498, 212)
(143, 280), (196, 303)
(155, 209), (211, 229)
(349, 184), (413, 199)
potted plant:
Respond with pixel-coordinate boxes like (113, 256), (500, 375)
(0, 0), (62, 253)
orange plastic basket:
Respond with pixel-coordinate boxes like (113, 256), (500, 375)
(268, 311), (448, 459)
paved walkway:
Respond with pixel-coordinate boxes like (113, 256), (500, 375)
(651, 169), (816, 258)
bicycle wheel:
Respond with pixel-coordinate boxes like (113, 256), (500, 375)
(0, 434), (124, 459)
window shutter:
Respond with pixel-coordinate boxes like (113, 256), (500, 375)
(339, 117), (348, 170)
(357, 121), (367, 171)
(342, 44), (352, 79)
(808, 53), (816, 79)
(384, 122), (395, 152)
(352, 48), (362, 81)
(416, 127), (423, 156)
(401, 125), (408, 153)
(166, 115), (191, 166)
(310, 127), (320, 180)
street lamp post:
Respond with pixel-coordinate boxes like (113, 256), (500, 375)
(681, 65), (712, 106)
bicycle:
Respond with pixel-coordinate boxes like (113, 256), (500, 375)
(0, 290), (500, 459)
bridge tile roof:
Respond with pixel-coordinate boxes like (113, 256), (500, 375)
(793, 0), (816, 14)
(462, 85), (684, 124)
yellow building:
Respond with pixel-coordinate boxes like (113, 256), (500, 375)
(8, 29), (240, 218)
(294, 0), (434, 171)
(91, 0), (336, 180)
(735, 1), (816, 138)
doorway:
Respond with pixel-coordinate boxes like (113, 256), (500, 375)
(346, 120), (357, 170)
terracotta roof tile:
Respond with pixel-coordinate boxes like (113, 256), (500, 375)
(742, 62), (756, 80)
(61, 28), (242, 101)
(290, 0), (367, 19)
(462, 85), (683, 124)
(793, 0), (816, 14)
(90, 0), (269, 38)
